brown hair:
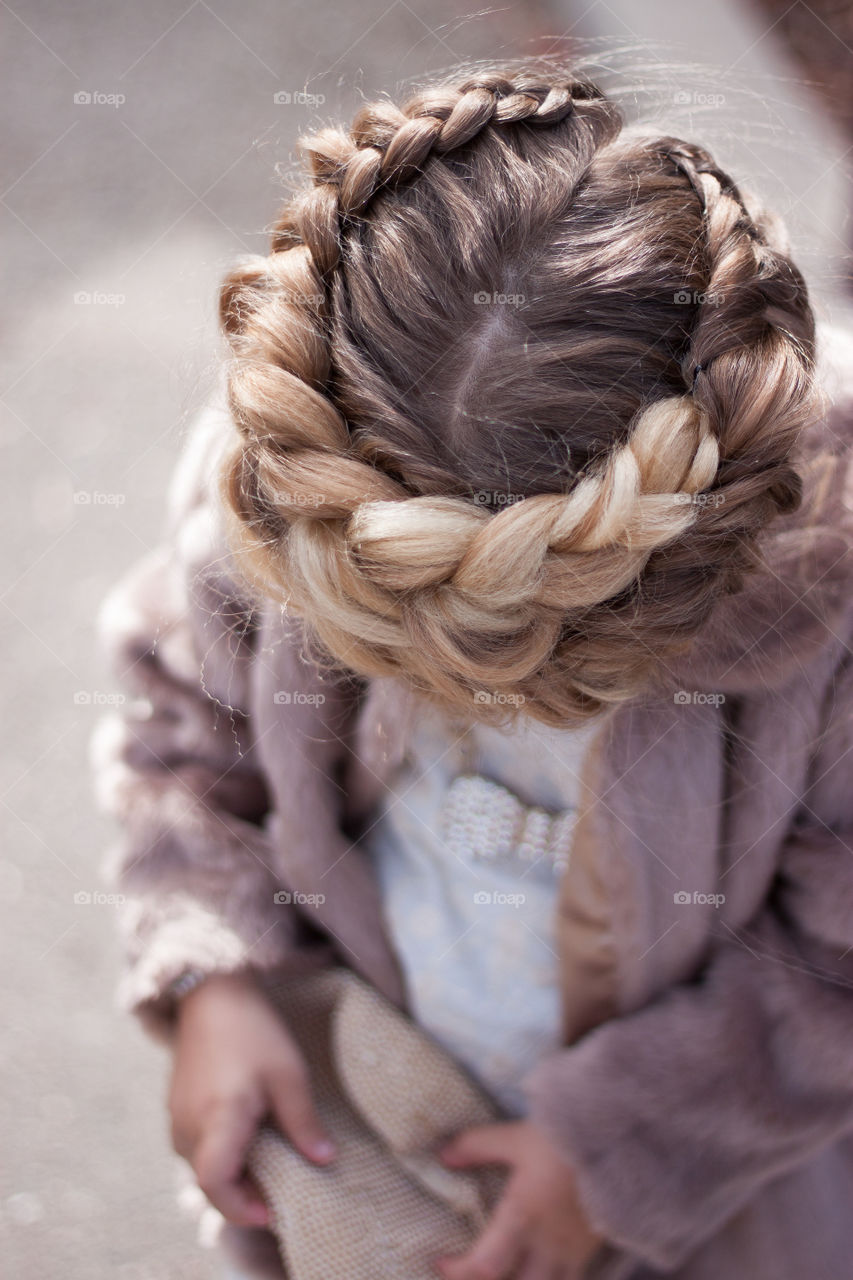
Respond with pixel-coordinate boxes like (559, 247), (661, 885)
(217, 61), (819, 727)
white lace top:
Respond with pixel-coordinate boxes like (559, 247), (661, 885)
(361, 702), (602, 1116)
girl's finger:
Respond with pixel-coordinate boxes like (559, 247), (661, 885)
(192, 1099), (270, 1227)
(440, 1121), (524, 1168)
(266, 1062), (337, 1165)
(435, 1182), (528, 1279)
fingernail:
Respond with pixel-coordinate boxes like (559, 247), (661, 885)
(250, 1205), (269, 1225)
(312, 1139), (336, 1161)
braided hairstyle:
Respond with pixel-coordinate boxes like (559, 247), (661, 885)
(218, 62), (818, 727)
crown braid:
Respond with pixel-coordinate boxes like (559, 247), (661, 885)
(218, 64), (818, 726)
(268, 73), (603, 274)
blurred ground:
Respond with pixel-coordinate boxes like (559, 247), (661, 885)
(752, 0), (853, 139)
(1, 2), (850, 1278)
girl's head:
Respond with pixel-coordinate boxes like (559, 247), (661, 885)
(218, 61), (819, 726)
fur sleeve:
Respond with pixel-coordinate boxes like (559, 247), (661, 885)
(89, 396), (341, 1045)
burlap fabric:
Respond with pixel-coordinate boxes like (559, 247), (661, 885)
(246, 967), (631, 1280)
(245, 966), (506, 1278)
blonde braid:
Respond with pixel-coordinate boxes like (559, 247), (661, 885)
(662, 139), (813, 505)
(218, 65), (818, 726)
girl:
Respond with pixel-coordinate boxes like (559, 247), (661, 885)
(94, 60), (853, 1279)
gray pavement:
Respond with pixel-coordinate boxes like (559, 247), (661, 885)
(1, 2), (849, 1277)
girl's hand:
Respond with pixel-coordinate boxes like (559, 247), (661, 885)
(167, 971), (336, 1227)
(435, 1120), (603, 1280)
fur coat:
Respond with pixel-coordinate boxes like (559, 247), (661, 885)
(92, 319), (853, 1277)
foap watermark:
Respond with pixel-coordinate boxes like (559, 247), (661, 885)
(274, 890), (326, 906)
(471, 490), (524, 507)
(278, 289), (325, 308)
(73, 90), (126, 108)
(673, 288), (724, 307)
(473, 290), (525, 308)
(273, 690), (326, 705)
(73, 490), (126, 506)
(674, 890), (726, 908)
(473, 690), (526, 707)
(273, 89), (326, 107)
(74, 890), (127, 905)
(673, 90), (726, 108)
(74, 691), (126, 706)
(674, 690), (725, 707)
(473, 890), (526, 907)
(269, 489), (328, 509)
(74, 290), (125, 307)
(671, 491), (726, 508)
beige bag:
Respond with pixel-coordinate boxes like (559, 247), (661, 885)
(245, 965), (507, 1279)
(244, 966), (631, 1280)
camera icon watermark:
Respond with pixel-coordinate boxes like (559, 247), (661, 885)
(278, 289), (325, 308)
(269, 489), (327, 509)
(273, 89), (326, 107)
(473, 290), (525, 308)
(471, 490), (524, 507)
(673, 690), (725, 707)
(73, 690), (126, 706)
(73, 490), (126, 506)
(473, 690), (526, 707)
(671, 492), (726, 508)
(672, 289), (724, 307)
(73, 90), (126, 108)
(74, 290), (125, 307)
(273, 690), (326, 705)
(673, 889), (726, 908)
(73, 889), (126, 905)
(472, 890), (526, 907)
(273, 889), (326, 906)
(673, 90), (725, 108)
